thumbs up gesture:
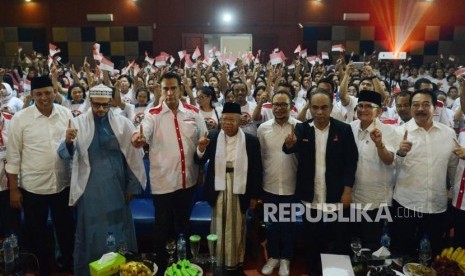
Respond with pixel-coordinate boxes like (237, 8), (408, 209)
(65, 119), (78, 144)
(397, 130), (412, 157)
(453, 138), (465, 159)
(284, 124), (297, 149)
(198, 131), (210, 153)
(132, 124), (146, 148)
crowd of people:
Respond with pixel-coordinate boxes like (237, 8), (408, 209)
(0, 48), (464, 276)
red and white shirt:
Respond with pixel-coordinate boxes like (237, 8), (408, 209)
(139, 101), (207, 194)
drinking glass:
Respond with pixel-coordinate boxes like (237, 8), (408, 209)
(189, 235), (201, 263)
(165, 239), (176, 265)
(207, 234), (218, 263)
(351, 237), (362, 262)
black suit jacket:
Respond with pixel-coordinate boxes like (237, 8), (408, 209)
(283, 118), (358, 203)
(195, 129), (263, 213)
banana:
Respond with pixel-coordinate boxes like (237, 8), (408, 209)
(441, 248), (448, 258)
(452, 247), (461, 261)
(455, 248), (464, 262)
(447, 247), (455, 259)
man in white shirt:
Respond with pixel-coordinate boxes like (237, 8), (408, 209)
(392, 89), (458, 257)
(258, 91), (300, 276)
(6, 76), (74, 274)
(452, 133), (465, 247)
(350, 90), (398, 249)
(132, 72), (207, 266)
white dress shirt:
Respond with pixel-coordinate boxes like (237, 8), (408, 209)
(139, 101), (207, 194)
(0, 112), (12, 191)
(257, 117), (300, 195)
(393, 119), (458, 213)
(350, 119), (399, 210)
(312, 122), (330, 208)
(6, 104), (73, 194)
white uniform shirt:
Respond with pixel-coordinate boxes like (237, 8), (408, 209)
(140, 101), (207, 194)
(0, 112), (12, 191)
(350, 119), (399, 210)
(257, 117), (300, 195)
(393, 119), (458, 213)
(6, 104), (73, 194)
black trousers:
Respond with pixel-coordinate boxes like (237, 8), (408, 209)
(453, 207), (465, 247)
(22, 187), (74, 275)
(391, 200), (446, 258)
(152, 186), (196, 266)
(303, 208), (351, 275)
(0, 190), (21, 237)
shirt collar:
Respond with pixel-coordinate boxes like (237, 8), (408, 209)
(309, 121), (330, 132)
(405, 118), (440, 132)
(161, 100), (185, 114)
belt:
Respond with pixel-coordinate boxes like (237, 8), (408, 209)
(226, 167), (234, 173)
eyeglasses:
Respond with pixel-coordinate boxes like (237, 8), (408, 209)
(411, 102), (432, 109)
(91, 102), (111, 109)
(196, 95), (208, 100)
(356, 103), (379, 110)
(272, 102), (290, 108)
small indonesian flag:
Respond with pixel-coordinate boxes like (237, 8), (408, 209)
(300, 49), (307, 58)
(184, 54), (194, 68)
(455, 67), (465, 77)
(294, 45), (301, 54)
(208, 47), (217, 57)
(192, 46), (201, 60)
(227, 55), (237, 67)
(99, 57), (114, 72)
(273, 48), (279, 53)
(288, 64), (295, 70)
(169, 56), (175, 64)
(178, 50), (187, 60)
(307, 56), (317, 65)
(331, 44), (345, 52)
(47, 56), (53, 68)
(449, 55), (456, 62)
(155, 55), (167, 67)
(49, 43), (61, 57)
(93, 43), (102, 61)
(321, 52), (329, 60)
(269, 52), (283, 65)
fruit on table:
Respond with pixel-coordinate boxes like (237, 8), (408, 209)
(433, 247), (465, 276)
(120, 261), (152, 276)
(166, 259), (200, 276)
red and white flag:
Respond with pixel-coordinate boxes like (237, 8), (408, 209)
(178, 50), (187, 60)
(307, 56), (318, 65)
(160, 52), (171, 59)
(47, 55), (53, 68)
(226, 55), (237, 67)
(449, 55), (456, 62)
(321, 52), (329, 60)
(184, 54), (194, 68)
(169, 56), (175, 64)
(93, 43), (102, 61)
(155, 55), (167, 67)
(288, 64), (295, 70)
(300, 49), (307, 58)
(331, 44), (345, 52)
(273, 48), (279, 53)
(192, 46), (201, 60)
(144, 51), (154, 65)
(294, 45), (301, 54)
(99, 57), (114, 72)
(455, 67), (465, 77)
(279, 51), (286, 62)
(208, 47), (217, 57)
(270, 52), (283, 65)
(49, 43), (61, 57)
